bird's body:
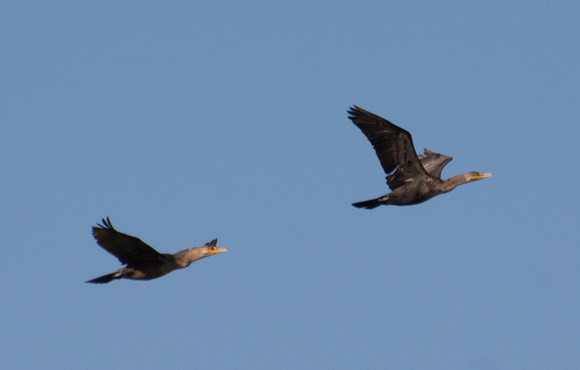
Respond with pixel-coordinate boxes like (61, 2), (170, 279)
(348, 106), (492, 209)
(87, 218), (227, 283)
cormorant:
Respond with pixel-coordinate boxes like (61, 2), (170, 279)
(348, 106), (492, 208)
(86, 217), (227, 283)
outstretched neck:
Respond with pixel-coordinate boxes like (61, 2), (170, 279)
(438, 173), (474, 193)
(172, 247), (208, 268)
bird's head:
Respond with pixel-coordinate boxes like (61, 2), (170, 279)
(469, 171), (493, 182)
(208, 244), (229, 256)
(200, 239), (228, 258)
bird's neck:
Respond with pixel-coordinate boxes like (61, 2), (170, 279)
(438, 173), (472, 193)
(173, 247), (208, 268)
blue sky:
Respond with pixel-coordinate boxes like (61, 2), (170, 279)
(2, 1), (579, 369)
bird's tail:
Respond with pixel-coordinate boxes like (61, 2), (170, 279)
(352, 197), (382, 209)
(86, 272), (121, 284)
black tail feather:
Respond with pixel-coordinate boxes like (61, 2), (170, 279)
(86, 272), (120, 284)
(352, 198), (382, 209)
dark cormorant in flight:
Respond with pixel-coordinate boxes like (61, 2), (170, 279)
(348, 106), (492, 208)
(87, 218), (227, 283)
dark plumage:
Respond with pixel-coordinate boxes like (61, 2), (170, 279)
(87, 218), (227, 283)
(348, 106), (492, 208)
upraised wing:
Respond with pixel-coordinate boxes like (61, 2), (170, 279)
(92, 217), (165, 266)
(348, 106), (431, 190)
(418, 148), (453, 179)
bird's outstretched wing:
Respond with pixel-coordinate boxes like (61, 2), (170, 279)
(418, 148), (453, 179)
(92, 217), (165, 266)
(348, 106), (430, 189)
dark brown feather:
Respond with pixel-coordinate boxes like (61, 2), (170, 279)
(348, 106), (431, 190)
(91, 217), (166, 266)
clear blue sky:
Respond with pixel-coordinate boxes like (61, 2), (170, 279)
(2, 1), (579, 369)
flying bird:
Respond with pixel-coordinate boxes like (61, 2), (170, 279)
(87, 217), (227, 283)
(348, 106), (492, 208)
